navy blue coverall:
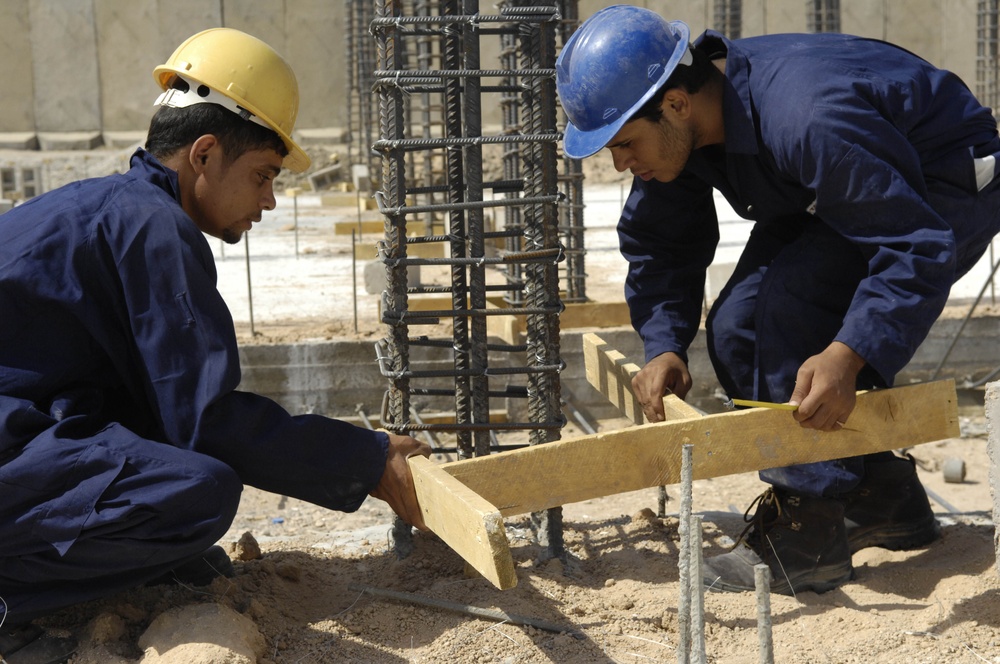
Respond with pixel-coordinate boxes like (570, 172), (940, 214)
(619, 31), (1000, 496)
(0, 150), (389, 624)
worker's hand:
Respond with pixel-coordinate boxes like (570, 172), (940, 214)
(789, 342), (866, 432)
(632, 352), (692, 423)
(370, 433), (432, 530)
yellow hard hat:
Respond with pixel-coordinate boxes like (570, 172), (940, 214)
(153, 28), (310, 173)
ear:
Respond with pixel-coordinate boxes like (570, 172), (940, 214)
(661, 89), (692, 120)
(188, 135), (220, 174)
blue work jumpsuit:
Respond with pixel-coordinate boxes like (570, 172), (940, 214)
(619, 31), (1000, 496)
(0, 150), (389, 624)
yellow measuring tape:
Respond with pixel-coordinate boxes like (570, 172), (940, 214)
(730, 398), (798, 411)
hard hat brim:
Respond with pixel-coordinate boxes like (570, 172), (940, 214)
(563, 117), (628, 160)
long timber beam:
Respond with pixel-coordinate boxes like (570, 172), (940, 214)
(410, 377), (960, 589)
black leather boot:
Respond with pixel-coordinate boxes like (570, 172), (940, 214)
(843, 453), (940, 553)
(702, 488), (853, 595)
(0, 623), (77, 664)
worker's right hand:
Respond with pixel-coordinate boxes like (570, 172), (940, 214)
(370, 433), (432, 530)
(632, 352), (692, 423)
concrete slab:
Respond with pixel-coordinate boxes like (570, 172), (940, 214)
(102, 131), (147, 149)
(29, 0), (101, 133)
(94, 0), (160, 132)
(37, 132), (104, 151)
(0, 2), (35, 133)
(284, 0), (342, 129)
(0, 133), (39, 150)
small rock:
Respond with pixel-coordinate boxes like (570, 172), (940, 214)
(234, 532), (262, 561)
(633, 507), (659, 523)
(87, 612), (127, 644)
(138, 603), (265, 664)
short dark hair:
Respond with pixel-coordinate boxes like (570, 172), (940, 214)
(629, 46), (718, 124)
(145, 100), (287, 165)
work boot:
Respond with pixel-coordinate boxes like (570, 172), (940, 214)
(702, 488), (853, 595)
(147, 545), (235, 587)
(0, 623), (77, 664)
(842, 453), (940, 553)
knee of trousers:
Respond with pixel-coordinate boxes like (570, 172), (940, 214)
(705, 295), (756, 370)
(178, 455), (243, 544)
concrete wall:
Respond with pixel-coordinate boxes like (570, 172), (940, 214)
(0, 0), (987, 150)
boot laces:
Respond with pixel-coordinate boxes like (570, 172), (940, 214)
(733, 488), (783, 551)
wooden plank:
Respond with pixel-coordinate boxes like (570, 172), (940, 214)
(662, 393), (703, 420)
(443, 380), (959, 518)
(583, 332), (702, 424)
(583, 332), (645, 425)
(408, 456), (517, 589)
(559, 301), (631, 330)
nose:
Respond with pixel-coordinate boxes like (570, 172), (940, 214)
(611, 148), (633, 173)
(261, 183), (276, 211)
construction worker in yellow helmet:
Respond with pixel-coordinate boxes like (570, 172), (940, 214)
(0, 28), (429, 662)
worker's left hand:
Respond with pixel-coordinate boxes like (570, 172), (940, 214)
(788, 341), (866, 432)
(370, 433), (432, 530)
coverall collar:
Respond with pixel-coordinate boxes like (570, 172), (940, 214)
(694, 30), (758, 156)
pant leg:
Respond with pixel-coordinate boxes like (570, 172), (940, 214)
(707, 218), (886, 497)
(0, 423), (242, 625)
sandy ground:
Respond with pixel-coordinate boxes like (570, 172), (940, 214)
(10, 151), (1000, 663)
(43, 420), (1000, 664)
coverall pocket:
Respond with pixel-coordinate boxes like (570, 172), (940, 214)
(0, 436), (126, 557)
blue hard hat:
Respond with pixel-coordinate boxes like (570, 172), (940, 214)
(556, 5), (691, 159)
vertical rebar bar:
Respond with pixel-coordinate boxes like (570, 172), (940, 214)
(690, 514), (706, 664)
(375, 0), (415, 558)
(755, 563), (775, 664)
(677, 443), (694, 664)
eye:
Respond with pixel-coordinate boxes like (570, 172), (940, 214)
(258, 172), (272, 184)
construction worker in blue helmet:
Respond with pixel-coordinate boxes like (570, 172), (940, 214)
(557, 5), (1000, 595)
(0, 28), (430, 661)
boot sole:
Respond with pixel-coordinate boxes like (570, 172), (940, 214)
(705, 562), (854, 596)
(847, 516), (940, 554)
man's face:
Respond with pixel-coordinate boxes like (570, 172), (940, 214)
(190, 148), (283, 245)
(605, 111), (695, 184)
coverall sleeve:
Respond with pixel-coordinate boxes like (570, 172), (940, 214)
(617, 173), (720, 364)
(765, 84), (960, 382)
(106, 203), (387, 512)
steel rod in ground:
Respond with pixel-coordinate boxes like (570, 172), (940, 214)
(689, 514), (706, 664)
(348, 583), (578, 635)
(755, 563), (775, 664)
(677, 443), (694, 664)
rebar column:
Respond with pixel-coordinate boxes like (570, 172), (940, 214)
(370, 3), (568, 558)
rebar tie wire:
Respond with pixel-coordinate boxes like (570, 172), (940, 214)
(371, 133), (563, 153)
(374, 338), (564, 379)
(369, 10), (560, 31)
(379, 392), (565, 433)
(373, 188), (563, 216)
(376, 239), (564, 267)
